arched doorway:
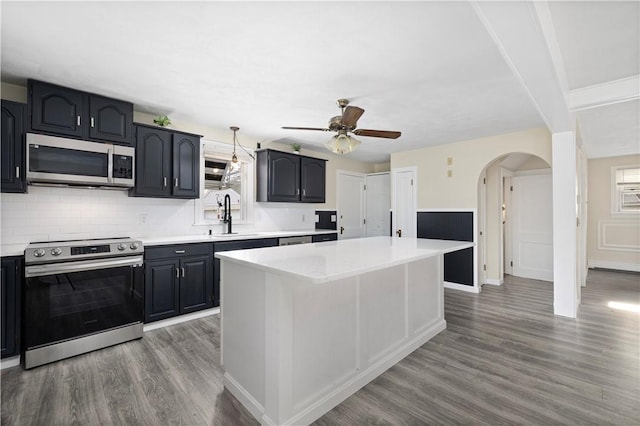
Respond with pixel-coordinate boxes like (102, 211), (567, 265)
(477, 152), (552, 287)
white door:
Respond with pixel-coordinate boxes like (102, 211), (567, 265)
(365, 173), (390, 237)
(337, 171), (365, 239)
(512, 173), (553, 281)
(391, 167), (416, 238)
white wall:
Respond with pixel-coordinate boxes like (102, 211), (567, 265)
(587, 154), (640, 271)
(391, 128), (552, 209)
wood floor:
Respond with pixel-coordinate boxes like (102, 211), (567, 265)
(2, 269), (638, 425)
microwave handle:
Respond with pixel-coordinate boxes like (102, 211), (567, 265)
(107, 148), (113, 183)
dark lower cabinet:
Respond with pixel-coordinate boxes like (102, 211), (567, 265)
(1, 100), (26, 193)
(144, 243), (213, 323)
(213, 238), (279, 307)
(312, 233), (338, 242)
(1, 256), (22, 359)
(131, 124), (200, 199)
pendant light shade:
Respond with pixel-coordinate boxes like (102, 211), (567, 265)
(325, 132), (360, 155)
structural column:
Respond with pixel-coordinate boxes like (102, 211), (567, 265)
(552, 131), (578, 318)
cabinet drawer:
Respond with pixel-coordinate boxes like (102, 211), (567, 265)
(145, 243), (212, 260)
(312, 233), (338, 243)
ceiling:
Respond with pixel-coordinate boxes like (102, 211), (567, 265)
(1, 1), (637, 163)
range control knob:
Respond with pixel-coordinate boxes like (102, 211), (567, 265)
(130, 242), (140, 250)
(33, 248), (46, 258)
(117, 243), (127, 251)
(51, 247), (62, 256)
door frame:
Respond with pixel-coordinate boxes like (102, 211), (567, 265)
(501, 168), (514, 277)
(391, 166), (417, 238)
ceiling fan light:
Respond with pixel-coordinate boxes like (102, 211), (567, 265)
(325, 133), (360, 155)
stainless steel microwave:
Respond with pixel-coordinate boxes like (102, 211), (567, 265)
(26, 133), (135, 188)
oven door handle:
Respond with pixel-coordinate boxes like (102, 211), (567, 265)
(25, 256), (144, 278)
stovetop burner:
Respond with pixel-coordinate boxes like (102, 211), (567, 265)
(25, 237), (144, 265)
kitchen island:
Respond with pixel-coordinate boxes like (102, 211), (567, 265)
(216, 236), (474, 425)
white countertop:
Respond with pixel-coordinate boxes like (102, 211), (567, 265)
(0, 230), (337, 257)
(140, 229), (336, 246)
(215, 236), (474, 284)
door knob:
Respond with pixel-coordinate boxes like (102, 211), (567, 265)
(340, 226), (344, 235)
(396, 229), (402, 237)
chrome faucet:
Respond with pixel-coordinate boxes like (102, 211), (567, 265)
(223, 194), (233, 234)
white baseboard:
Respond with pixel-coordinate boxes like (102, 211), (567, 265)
(0, 355), (20, 370)
(444, 281), (480, 293)
(484, 278), (503, 286)
(588, 259), (640, 273)
(143, 307), (220, 332)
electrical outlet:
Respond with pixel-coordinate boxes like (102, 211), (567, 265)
(139, 213), (148, 224)
(447, 157), (453, 165)
(447, 170), (453, 178)
(301, 214), (306, 222)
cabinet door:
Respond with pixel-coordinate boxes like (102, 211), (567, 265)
(89, 95), (133, 145)
(1, 257), (21, 358)
(133, 126), (172, 197)
(1, 100), (26, 193)
(29, 80), (84, 138)
(172, 133), (200, 198)
(180, 255), (213, 314)
(301, 157), (326, 203)
(144, 259), (180, 322)
(312, 233), (337, 242)
(268, 151), (300, 202)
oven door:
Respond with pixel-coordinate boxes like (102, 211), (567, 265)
(24, 256), (144, 350)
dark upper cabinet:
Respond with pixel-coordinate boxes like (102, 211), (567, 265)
(131, 125), (200, 199)
(1, 256), (22, 359)
(144, 243), (213, 323)
(30, 80), (84, 138)
(256, 149), (326, 203)
(172, 133), (200, 198)
(28, 79), (133, 145)
(301, 157), (326, 203)
(1, 100), (26, 193)
(88, 95), (134, 144)
(133, 126), (172, 197)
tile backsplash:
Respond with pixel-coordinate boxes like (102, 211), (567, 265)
(0, 186), (316, 246)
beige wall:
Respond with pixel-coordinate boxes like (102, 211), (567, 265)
(587, 154), (640, 271)
(2, 81), (373, 210)
(391, 127), (552, 209)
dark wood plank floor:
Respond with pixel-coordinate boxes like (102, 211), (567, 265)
(2, 270), (638, 425)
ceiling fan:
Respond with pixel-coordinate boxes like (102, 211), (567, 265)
(282, 99), (401, 154)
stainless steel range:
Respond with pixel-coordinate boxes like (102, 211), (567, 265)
(23, 237), (144, 369)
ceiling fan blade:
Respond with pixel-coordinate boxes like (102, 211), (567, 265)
(353, 129), (401, 139)
(340, 106), (365, 127)
(282, 126), (331, 132)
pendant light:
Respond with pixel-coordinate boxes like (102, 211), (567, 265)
(325, 130), (361, 154)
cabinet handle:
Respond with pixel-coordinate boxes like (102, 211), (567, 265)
(174, 250), (186, 254)
(296, 188), (300, 195)
(77, 115), (81, 126)
(181, 267), (185, 278)
(302, 189), (306, 196)
(175, 268), (179, 278)
(15, 166), (19, 178)
(163, 177), (167, 187)
(174, 178), (178, 187)
(90, 117), (95, 128)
